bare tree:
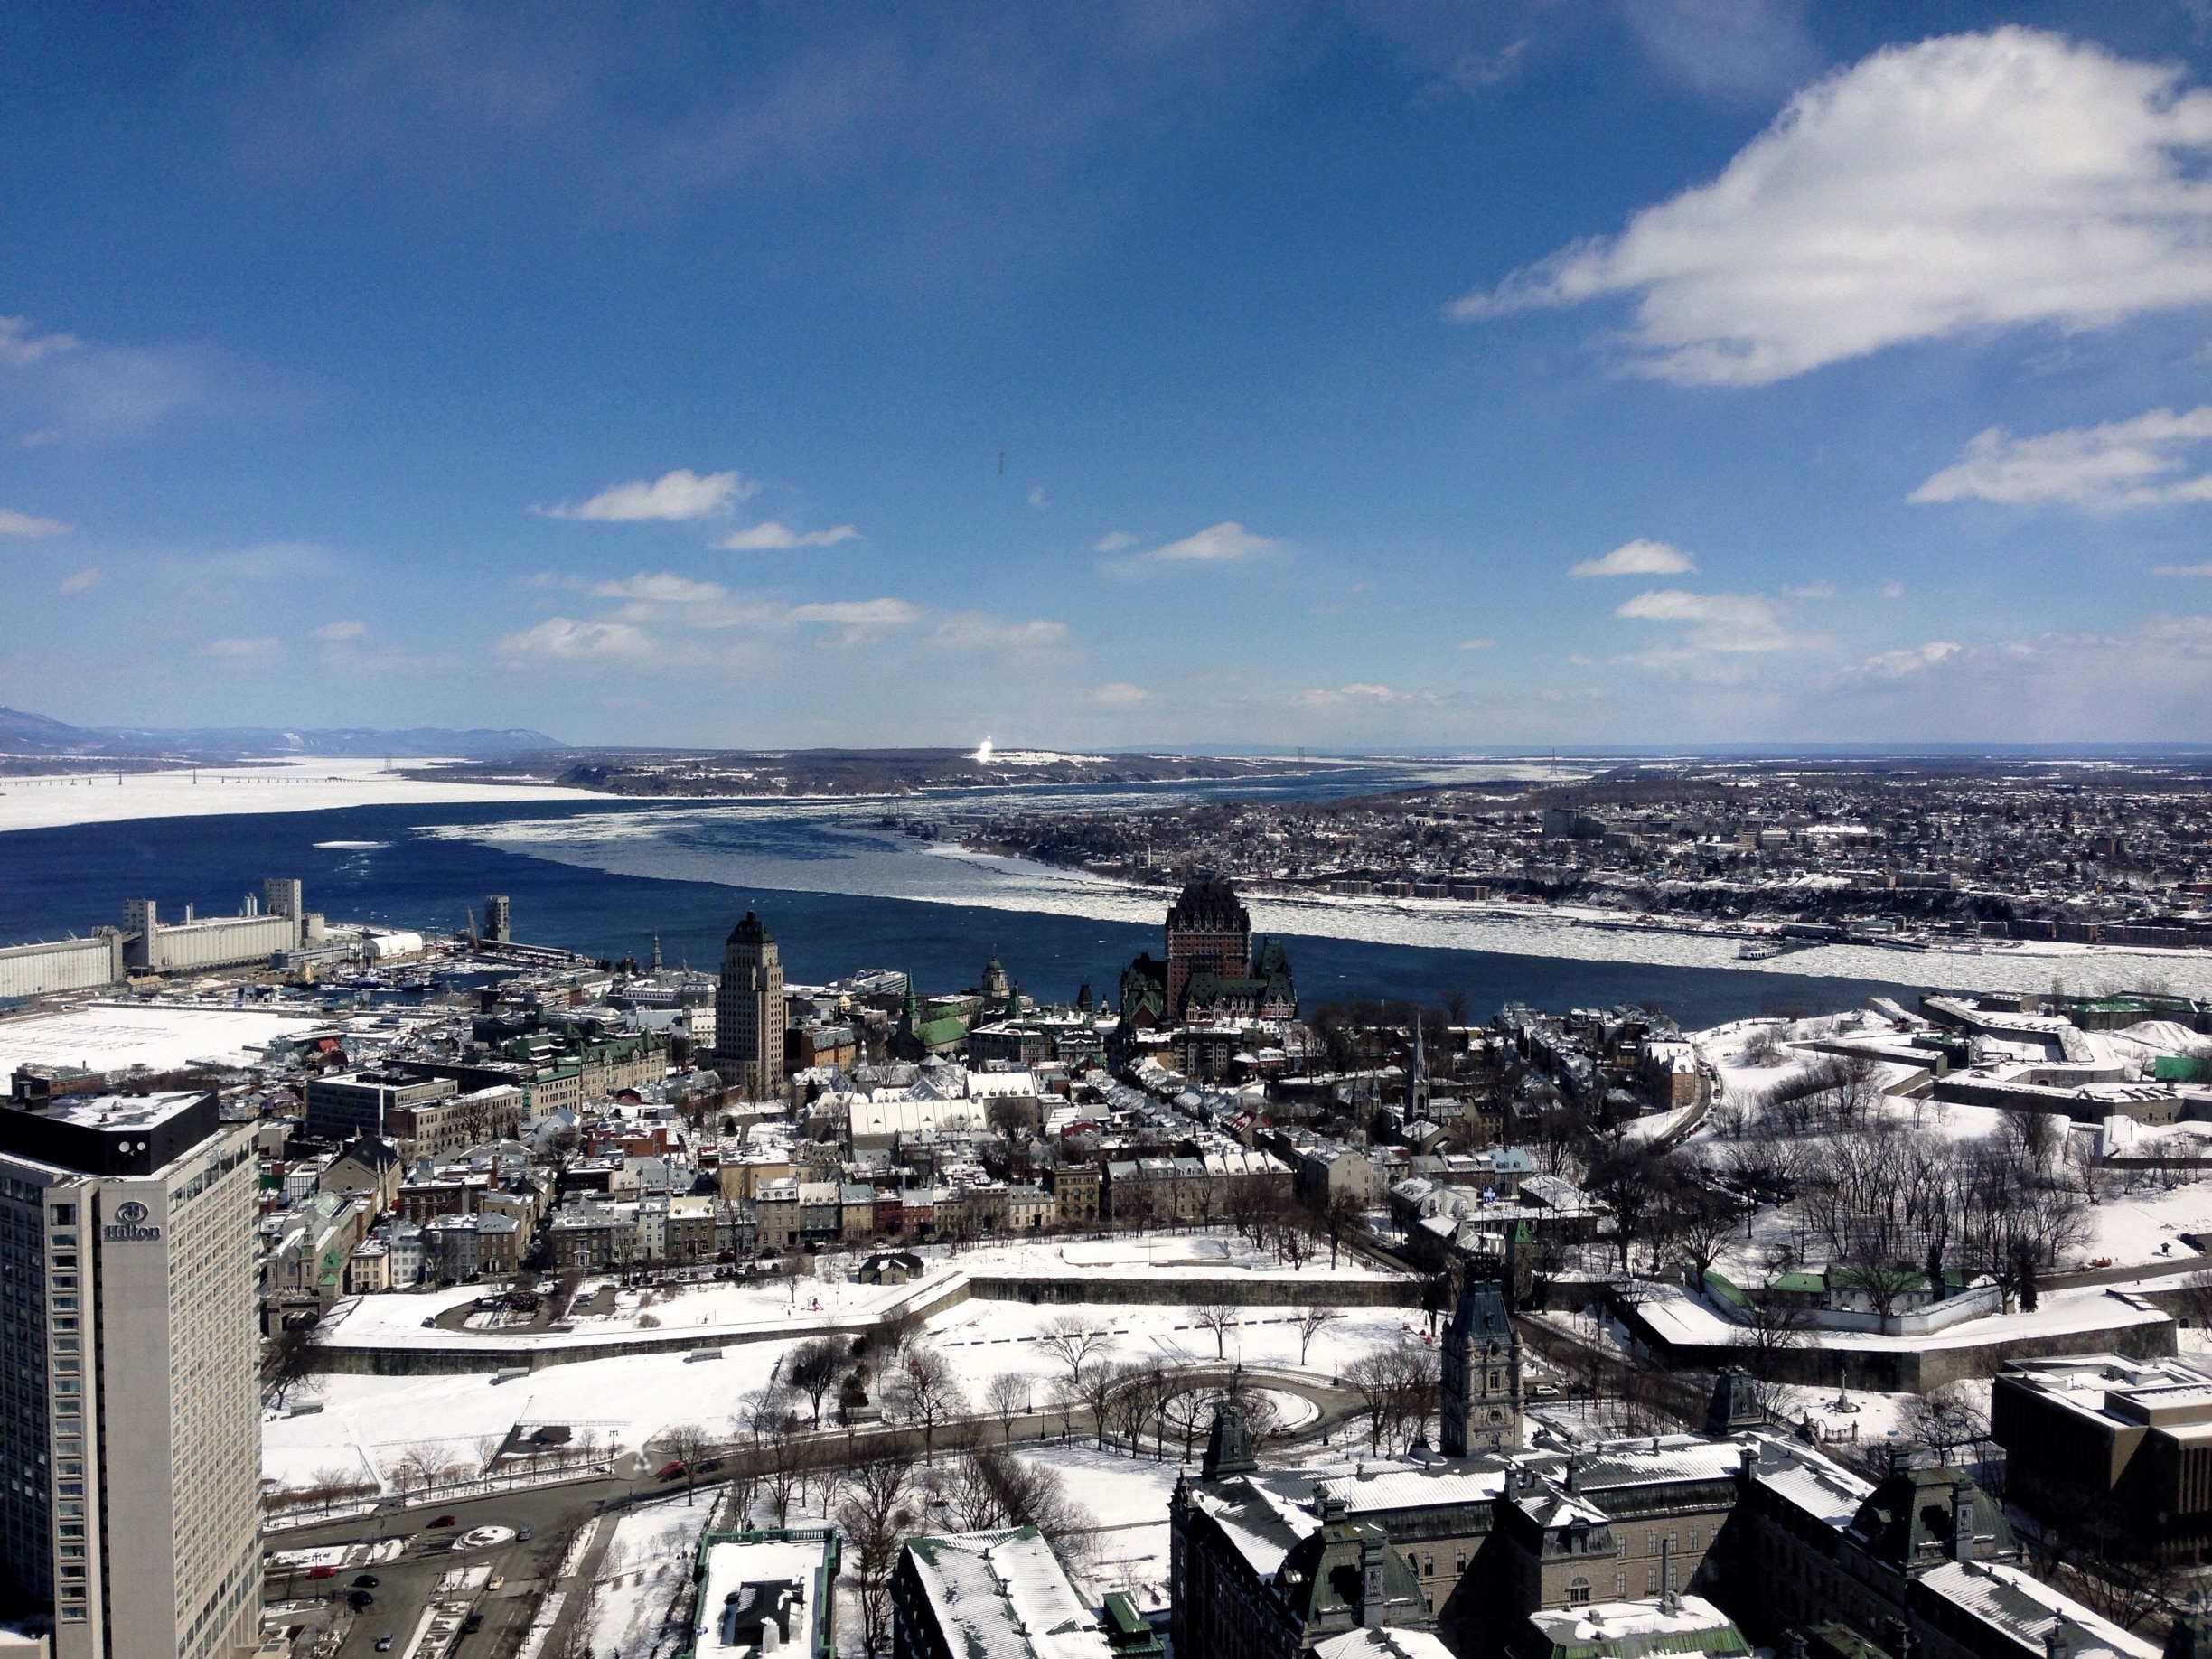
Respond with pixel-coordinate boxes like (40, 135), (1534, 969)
(1110, 1366), (1165, 1458)
(1588, 1145), (1674, 1274)
(984, 1373), (1033, 1443)
(940, 1451), (1013, 1531)
(1036, 1315), (1111, 1388)
(1190, 1301), (1239, 1360)
(661, 1422), (716, 1506)
(391, 1442), (452, 1495)
(836, 1450), (915, 1659)
(889, 1345), (966, 1461)
(1902, 1383), (1990, 1465)
(260, 1317), (326, 1409)
(1161, 1385), (1214, 1460)
(1320, 1189), (1365, 1270)
(1079, 1360), (1129, 1451)
(1342, 1351), (1399, 1454)
(787, 1336), (847, 1430)
(1666, 1184), (1741, 1287)
(1047, 1375), (1081, 1441)
(1294, 1305), (1344, 1367)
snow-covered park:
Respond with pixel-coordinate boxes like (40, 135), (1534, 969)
(268, 1258), (1421, 1499)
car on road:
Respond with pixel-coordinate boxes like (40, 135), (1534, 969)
(657, 1459), (686, 1480)
(462, 1614), (483, 1633)
(374, 1636), (393, 1653)
(427, 1514), (457, 1528)
(353, 1574), (380, 1589)
(698, 1457), (722, 1474)
(421, 1317), (436, 1327)
(516, 1528), (532, 1542)
(306, 1566), (337, 1580)
(348, 1590), (375, 1611)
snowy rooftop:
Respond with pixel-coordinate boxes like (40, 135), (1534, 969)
(1523, 1594), (1748, 1659)
(1313, 1628), (1457, 1659)
(27, 1089), (206, 1130)
(696, 1534), (833, 1659)
(1918, 1561), (2158, 1659)
(901, 1528), (1111, 1659)
(1749, 1445), (1872, 1531)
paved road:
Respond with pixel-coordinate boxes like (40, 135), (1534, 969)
(2048, 1249), (2207, 1290)
(267, 1362), (1371, 1656)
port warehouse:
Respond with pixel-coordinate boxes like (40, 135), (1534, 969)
(0, 933), (126, 1001)
(0, 917), (295, 1000)
(0, 876), (389, 1000)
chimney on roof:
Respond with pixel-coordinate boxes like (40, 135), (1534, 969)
(1951, 1485), (1975, 1564)
(1359, 1530), (1388, 1629)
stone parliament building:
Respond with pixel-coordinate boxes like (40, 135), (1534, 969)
(1169, 1276), (2162, 1659)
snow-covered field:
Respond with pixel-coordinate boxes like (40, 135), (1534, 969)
(0, 755), (594, 834)
(0, 1000), (328, 1082)
(267, 1291), (1422, 1496)
(578, 1496), (716, 1659)
(321, 1234), (1410, 1358)
(951, 1233), (1404, 1283)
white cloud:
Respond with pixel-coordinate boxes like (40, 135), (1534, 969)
(0, 316), (78, 367)
(592, 573), (728, 605)
(1882, 581), (1906, 598)
(201, 636), (286, 662)
(496, 616), (656, 661)
(1289, 683), (1420, 708)
(790, 597), (925, 647)
(1910, 407), (2212, 508)
(1092, 530), (1139, 553)
(536, 468), (755, 521)
(0, 507), (69, 537)
(1454, 30), (2212, 385)
(311, 619), (367, 642)
(1623, 0), (1822, 101)
(1457, 637), (1497, 650)
(1813, 615), (2212, 737)
(1142, 521), (1279, 564)
(1855, 640), (1963, 680)
(2153, 561), (2212, 576)
(1027, 486), (1048, 509)
(1088, 681), (1151, 708)
(790, 598), (923, 629)
(0, 314), (200, 445)
(1615, 587), (1806, 652)
(929, 614), (1069, 651)
(58, 567), (98, 595)
(1570, 538), (1697, 578)
(713, 520), (860, 551)
(498, 576), (1062, 667)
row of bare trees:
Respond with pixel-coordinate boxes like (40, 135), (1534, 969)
(1341, 1336), (1440, 1453)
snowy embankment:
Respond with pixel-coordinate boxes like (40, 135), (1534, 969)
(0, 755), (595, 834)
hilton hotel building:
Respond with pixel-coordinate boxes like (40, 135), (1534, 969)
(0, 1090), (261, 1658)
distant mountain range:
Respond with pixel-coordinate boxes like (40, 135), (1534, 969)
(0, 707), (565, 761)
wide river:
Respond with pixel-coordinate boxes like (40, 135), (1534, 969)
(5, 765), (2198, 1025)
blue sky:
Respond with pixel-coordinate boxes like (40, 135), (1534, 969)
(5, 2), (2212, 748)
